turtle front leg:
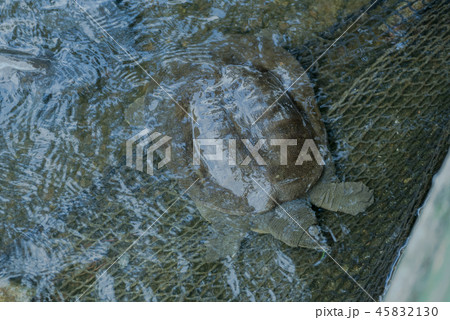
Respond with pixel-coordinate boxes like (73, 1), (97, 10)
(309, 181), (374, 216)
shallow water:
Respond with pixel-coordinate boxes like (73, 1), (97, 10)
(0, 0), (448, 301)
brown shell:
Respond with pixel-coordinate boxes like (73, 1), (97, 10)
(163, 36), (327, 215)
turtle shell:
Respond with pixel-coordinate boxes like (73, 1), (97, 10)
(129, 35), (328, 216)
(162, 36), (327, 215)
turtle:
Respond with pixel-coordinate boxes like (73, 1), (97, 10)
(128, 35), (374, 261)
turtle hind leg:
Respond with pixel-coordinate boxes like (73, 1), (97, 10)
(309, 181), (374, 216)
(252, 199), (328, 251)
(196, 203), (248, 262)
(204, 224), (246, 262)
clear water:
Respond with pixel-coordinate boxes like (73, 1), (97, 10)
(0, 0), (427, 301)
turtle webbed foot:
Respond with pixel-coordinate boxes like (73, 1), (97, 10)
(309, 181), (374, 215)
(252, 199), (328, 250)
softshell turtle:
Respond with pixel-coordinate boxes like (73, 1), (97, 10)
(128, 35), (374, 260)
